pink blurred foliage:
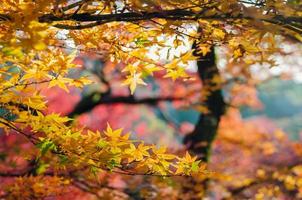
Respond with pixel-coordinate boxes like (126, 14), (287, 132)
(42, 86), (81, 115)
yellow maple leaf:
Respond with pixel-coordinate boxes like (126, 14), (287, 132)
(122, 73), (147, 94)
(125, 143), (151, 162)
(104, 123), (130, 140)
(48, 78), (71, 92)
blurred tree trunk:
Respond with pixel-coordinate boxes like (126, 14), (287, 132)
(184, 44), (226, 162)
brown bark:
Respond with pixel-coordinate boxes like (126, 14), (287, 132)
(184, 44), (226, 162)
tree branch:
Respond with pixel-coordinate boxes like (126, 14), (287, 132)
(68, 92), (183, 118)
(1, 7), (301, 34)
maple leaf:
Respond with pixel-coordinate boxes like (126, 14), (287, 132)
(197, 44), (212, 56)
(104, 123), (130, 140)
(175, 152), (201, 175)
(164, 67), (189, 81)
(48, 77), (72, 92)
(122, 72), (147, 94)
(124, 143), (151, 162)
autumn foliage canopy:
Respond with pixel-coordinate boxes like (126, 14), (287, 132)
(0, 0), (301, 199)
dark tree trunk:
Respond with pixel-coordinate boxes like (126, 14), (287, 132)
(184, 44), (226, 162)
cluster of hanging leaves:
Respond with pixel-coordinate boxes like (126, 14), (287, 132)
(0, 36), (207, 177)
(1, 0), (301, 93)
(0, 2), (217, 197)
